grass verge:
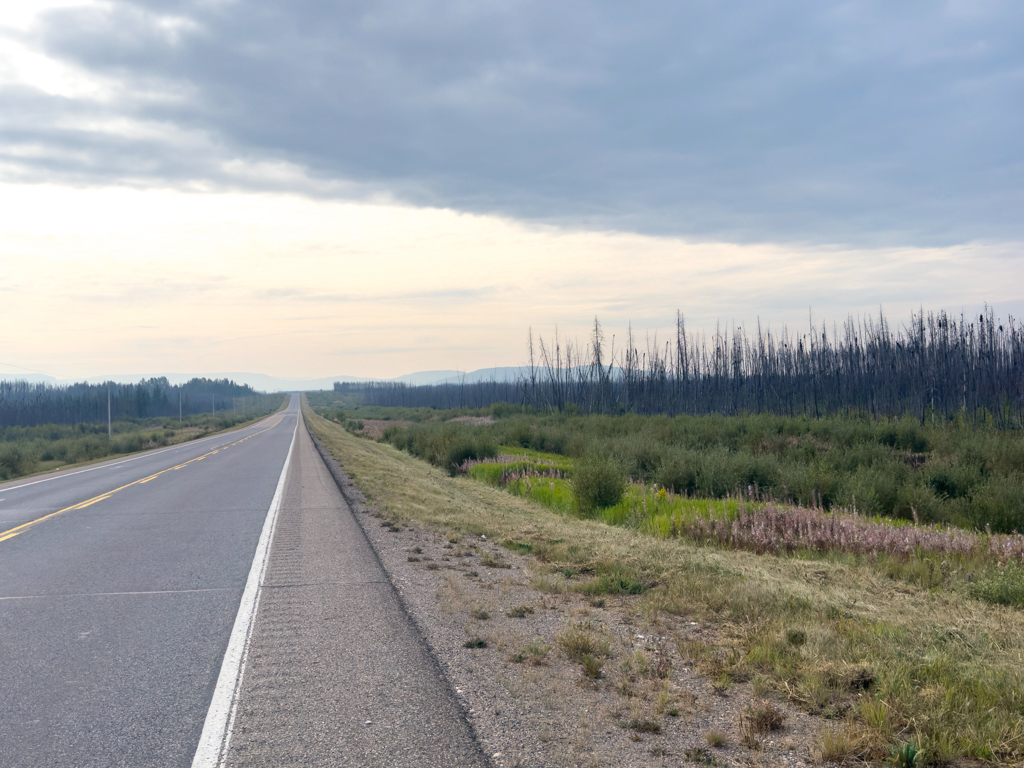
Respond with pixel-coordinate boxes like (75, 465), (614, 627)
(303, 400), (1024, 765)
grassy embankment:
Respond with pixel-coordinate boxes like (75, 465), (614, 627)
(305, 396), (1024, 765)
(0, 394), (289, 482)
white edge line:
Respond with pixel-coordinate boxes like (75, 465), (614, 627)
(0, 413), (282, 494)
(191, 405), (299, 768)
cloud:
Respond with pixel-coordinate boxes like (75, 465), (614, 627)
(252, 286), (495, 303)
(0, 0), (1021, 246)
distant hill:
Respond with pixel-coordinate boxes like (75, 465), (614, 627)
(431, 367), (524, 384)
(389, 370), (462, 386)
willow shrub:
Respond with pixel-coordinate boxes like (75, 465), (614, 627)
(571, 452), (626, 516)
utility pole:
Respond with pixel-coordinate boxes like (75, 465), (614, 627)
(212, 394), (215, 416)
(107, 385), (112, 438)
(179, 390), (182, 422)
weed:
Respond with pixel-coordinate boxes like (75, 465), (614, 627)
(480, 552), (511, 569)
(684, 746), (717, 765)
(580, 653), (604, 679)
(556, 622), (611, 663)
(620, 719), (662, 734)
(892, 742), (920, 768)
(510, 641), (551, 665)
(743, 700), (785, 733)
(506, 605), (535, 618)
(471, 608), (490, 620)
(705, 730), (728, 747)
(739, 720), (761, 751)
(425, 562), (441, 570)
(588, 596), (606, 608)
(819, 728), (851, 763)
(574, 574), (646, 595)
(751, 673), (771, 696)
(712, 673), (732, 694)
(648, 746), (670, 757)
(463, 637), (488, 649)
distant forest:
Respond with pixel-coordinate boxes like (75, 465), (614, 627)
(0, 377), (269, 428)
(338, 308), (1024, 427)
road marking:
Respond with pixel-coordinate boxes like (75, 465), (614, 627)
(0, 419), (284, 544)
(191, 413), (298, 768)
(0, 588), (235, 601)
(0, 413), (281, 495)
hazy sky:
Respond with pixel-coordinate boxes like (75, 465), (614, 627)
(2, 1), (1022, 379)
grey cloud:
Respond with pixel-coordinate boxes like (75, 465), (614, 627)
(3, 0), (1024, 245)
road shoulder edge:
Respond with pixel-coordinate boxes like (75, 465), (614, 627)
(303, 411), (495, 767)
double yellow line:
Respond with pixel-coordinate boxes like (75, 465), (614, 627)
(0, 419), (283, 544)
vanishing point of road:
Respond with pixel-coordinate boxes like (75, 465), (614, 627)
(0, 395), (486, 767)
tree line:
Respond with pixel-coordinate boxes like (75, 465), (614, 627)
(0, 377), (270, 428)
(338, 307), (1024, 426)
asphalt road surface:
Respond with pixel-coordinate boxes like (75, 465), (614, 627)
(0, 395), (484, 767)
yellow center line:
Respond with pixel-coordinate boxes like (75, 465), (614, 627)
(0, 418), (284, 544)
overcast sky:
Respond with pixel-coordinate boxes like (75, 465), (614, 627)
(2, 0), (1022, 379)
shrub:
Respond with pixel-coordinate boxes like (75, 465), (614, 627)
(0, 444), (31, 479)
(572, 452), (625, 515)
(656, 452), (698, 495)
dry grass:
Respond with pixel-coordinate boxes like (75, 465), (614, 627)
(304, 400), (1024, 765)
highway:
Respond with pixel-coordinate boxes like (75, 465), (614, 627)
(0, 395), (484, 767)
(0, 399), (299, 767)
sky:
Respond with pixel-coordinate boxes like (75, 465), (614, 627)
(1, 0), (1022, 380)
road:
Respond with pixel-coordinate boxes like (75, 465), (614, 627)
(0, 395), (484, 767)
(0, 399), (299, 767)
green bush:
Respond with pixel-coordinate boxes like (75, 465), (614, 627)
(0, 444), (31, 479)
(656, 452), (698, 495)
(572, 452), (625, 516)
(383, 422), (497, 475)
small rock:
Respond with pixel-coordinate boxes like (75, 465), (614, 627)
(364, 720), (372, 725)
(481, 535), (487, 539)
(492, 753), (502, 759)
